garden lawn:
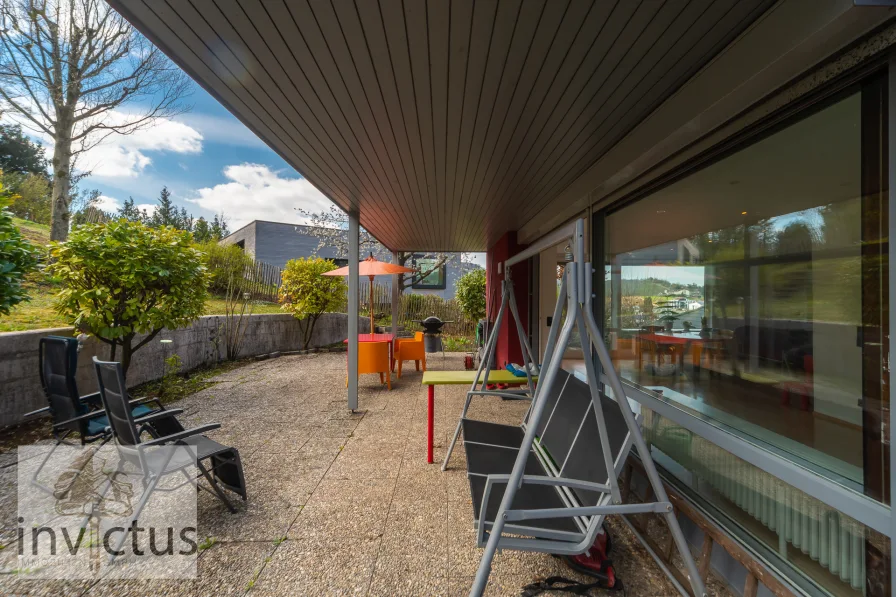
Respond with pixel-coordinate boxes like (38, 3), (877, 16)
(11, 217), (50, 246)
(1, 287), (284, 332)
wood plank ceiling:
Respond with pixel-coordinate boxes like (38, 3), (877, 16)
(110, 0), (774, 252)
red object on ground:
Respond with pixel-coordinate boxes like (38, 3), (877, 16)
(427, 385), (435, 463)
(563, 531), (617, 589)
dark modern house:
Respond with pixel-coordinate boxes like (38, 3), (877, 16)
(222, 220), (479, 300)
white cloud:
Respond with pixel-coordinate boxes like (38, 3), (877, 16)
(8, 108), (204, 179)
(76, 114), (203, 178)
(186, 163), (332, 230)
(137, 204), (157, 217)
(177, 113), (269, 149)
(94, 194), (122, 212)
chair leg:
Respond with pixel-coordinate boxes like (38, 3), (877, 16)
(398, 360), (402, 378)
(109, 473), (160, 563)
(415, 360), (419, 371)
(422, 356), (426, 372)
(197, 459), (236, 513)
(386, 372), (391, 391)
(380, 372), (384, 384)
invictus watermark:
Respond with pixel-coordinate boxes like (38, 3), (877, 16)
(14, 443), (198, 579)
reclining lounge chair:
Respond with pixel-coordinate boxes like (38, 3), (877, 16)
(26, 336), (184, 492)
(93, 357), (246, 528)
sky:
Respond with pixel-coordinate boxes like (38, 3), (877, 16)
(67, 87), (335, 232)
(12, 77), (486, 265)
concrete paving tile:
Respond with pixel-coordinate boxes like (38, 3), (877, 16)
(326, 452), (403, 480)
(0, 353), (729, 597)
(315, 419), (362, 438)
(298, 436), (348, 460)
(447, 470), (472, 504)
(391, 465), (446, 504)
(248, 539), (378, 596)
(380, 500), (447, 561)
(85, 541), (274, 597)
(196, 494), (301, 542)
(308, 478), (396, 504)
(367, 558), (448, 597)
(286, 499), (388, 548)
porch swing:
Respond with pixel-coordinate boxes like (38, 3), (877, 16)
(453, 218), (707, 597)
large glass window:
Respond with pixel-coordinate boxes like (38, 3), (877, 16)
(602, 76), (889, 596)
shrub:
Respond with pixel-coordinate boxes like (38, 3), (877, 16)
(48, 220), (208, 375)
(201, 241), (254, 295)
(279, 257), (346, 349)
(0, 181), (39, 315)
(455, 268), (486, 321)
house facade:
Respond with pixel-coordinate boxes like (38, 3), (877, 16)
(108, 2), (896, 595)
(222, 220), (479, 300)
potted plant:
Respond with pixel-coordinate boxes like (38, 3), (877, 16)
(682, 321), (692, 332)
(655, 300), (678, 333)
(700, 316), (710, 337)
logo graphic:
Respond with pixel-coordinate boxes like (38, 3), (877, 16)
(14, 443), (198, 579)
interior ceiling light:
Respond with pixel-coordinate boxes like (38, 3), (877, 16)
(741, 211), (747, 215)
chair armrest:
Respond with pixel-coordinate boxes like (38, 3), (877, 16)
(129, 396), (163, 409)
(141, 423), (222, 447)
(134, 409), (183, 425)
(55, 410), (106, 427)
(79, 392), (102, 404)
(23, 406), (50, 419)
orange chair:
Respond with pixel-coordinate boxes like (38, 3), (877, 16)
(346, 341), (391, 390)
(393, 332), (426, 378)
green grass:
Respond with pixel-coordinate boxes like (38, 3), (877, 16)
(12, 217), (50, 246)
(1, 287), (284, 332)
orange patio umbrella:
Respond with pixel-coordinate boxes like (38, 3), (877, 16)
(323, 254), (416, 333)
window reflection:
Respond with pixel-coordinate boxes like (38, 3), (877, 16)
(602, 80), (888, 596)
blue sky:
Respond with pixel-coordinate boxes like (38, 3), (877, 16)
(70, 85), (338, 233)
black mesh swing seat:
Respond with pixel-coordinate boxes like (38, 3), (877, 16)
(463, 369), (634, 545)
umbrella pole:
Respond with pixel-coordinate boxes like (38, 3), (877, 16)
(369, 276), (375, 333)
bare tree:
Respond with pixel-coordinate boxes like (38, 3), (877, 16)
(0, 0), (192, 240)
(295, 205), (465, 293)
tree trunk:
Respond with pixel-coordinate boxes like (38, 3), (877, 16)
(121, 338), (133, 378)
(301, 315), (319, 350)
(49, 132), (74, 242)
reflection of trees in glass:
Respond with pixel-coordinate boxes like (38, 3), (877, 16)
(610, 198), (869, 332)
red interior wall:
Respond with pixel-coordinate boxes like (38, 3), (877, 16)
(486, 231), (529, 367)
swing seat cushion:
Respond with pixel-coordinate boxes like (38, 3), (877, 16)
(465, 440), (581, 535)
(461, 371), (633, 542)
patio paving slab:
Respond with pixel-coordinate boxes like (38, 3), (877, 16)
(0, 352), (736, 596)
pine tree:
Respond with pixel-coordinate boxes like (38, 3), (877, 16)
(179, 207), (193, 232)
(209, 213), (229, 241)
(193, 217), (211, 243)
(210, 214), (223, 241)
(150, 186), (178, 228)
(117, 197), (146, 222)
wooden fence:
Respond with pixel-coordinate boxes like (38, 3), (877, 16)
(336, 282), (477, 339)
(246, 267), (476, 341)
(244, 260), (282, 302)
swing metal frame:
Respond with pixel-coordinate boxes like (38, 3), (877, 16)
(464, 219), (707, 597)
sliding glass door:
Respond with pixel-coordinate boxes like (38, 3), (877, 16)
(598, 71), (889, 596)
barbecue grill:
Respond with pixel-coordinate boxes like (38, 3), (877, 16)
(414, 316), (452, 353)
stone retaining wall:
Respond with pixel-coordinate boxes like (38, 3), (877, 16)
(0, 313), (368, 427)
